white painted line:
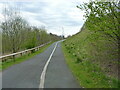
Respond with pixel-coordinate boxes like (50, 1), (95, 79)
(39, 42), (58, 88)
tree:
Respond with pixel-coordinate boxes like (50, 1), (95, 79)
(77, 1), (120, 45)
(1, 3), (62, 56)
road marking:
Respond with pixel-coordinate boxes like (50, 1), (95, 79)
(39, 42), (58, 88)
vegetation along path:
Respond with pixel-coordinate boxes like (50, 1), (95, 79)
(2, 41), (80, 88)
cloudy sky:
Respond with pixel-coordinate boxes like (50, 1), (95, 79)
(0, 0), (89, 37)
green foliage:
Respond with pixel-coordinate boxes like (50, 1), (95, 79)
(77, 2), (120, 43)
(62, 30), (119, 87)
(0, 31), (2, 54)
(1, 6), (62, 55)
(61, 1), (120, 88)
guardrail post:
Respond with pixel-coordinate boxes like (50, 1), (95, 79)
(31, 49), (35, 53)
(2, 57), (5, 63)
(20, 53), (22, 56)
(13, 55), (15, 62)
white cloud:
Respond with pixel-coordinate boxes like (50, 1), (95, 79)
(0, 0), (89, 36)
(48, 25), (82, 37)
(21, 11), (47, 27)
(0, 14), (4, 22)
(0, 3), (4, 23)
(27, 18), (47, 27)
(21, 11), (37, 17)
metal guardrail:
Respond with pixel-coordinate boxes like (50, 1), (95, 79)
(0, 41), (51, 62)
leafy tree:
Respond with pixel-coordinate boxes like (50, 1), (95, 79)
(1, 4), (62, 56)
(77, 1), (120, 45)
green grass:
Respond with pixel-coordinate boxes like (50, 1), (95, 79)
(62, 42), (119, 88)
(61, 28), (119, 88)
(1, 42), (53, 71)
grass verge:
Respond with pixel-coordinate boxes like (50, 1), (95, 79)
(62, 42), (119, 88)
(1, 42), (53, 71)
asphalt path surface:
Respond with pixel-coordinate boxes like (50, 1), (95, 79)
(2, 41), (80, 88)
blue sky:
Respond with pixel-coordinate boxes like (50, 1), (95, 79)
(0, 0), (89, 37)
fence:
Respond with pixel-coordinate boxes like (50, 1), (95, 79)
(0, 41), (51, 63)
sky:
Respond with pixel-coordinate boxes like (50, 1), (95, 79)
(0, 0), (89, 37)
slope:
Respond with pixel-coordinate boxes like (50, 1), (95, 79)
(62, 27), (119, 88)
